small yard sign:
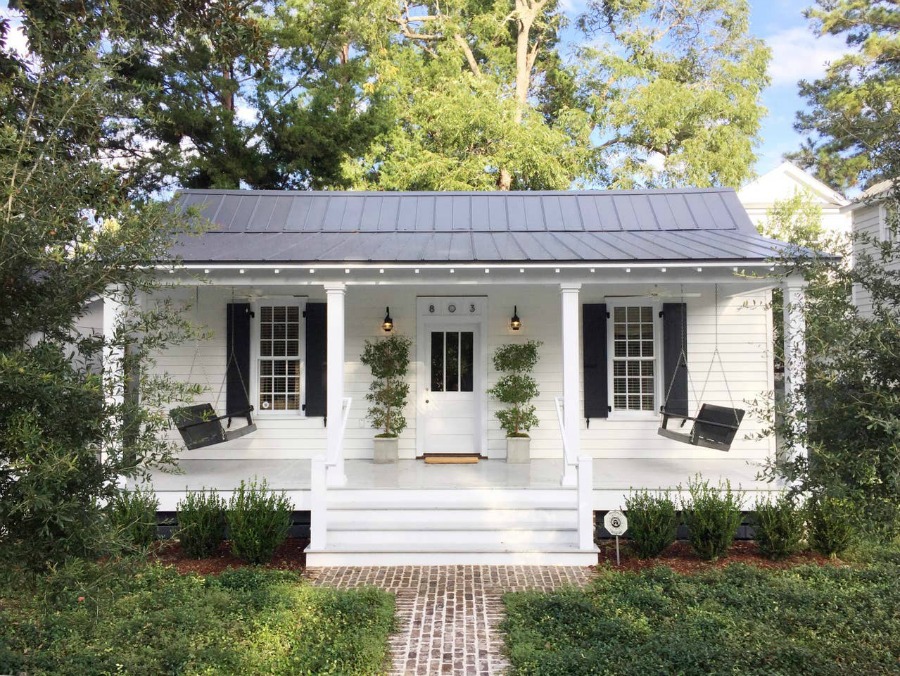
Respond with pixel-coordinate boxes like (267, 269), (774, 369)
(604, 510), (628, 565)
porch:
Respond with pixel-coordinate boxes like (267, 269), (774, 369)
(150, 457), (774, 511)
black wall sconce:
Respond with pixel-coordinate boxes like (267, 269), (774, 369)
(382, 307), (394, 332)
(510, 306), (521, 331)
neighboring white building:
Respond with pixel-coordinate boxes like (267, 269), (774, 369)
(847, 180), (898, 316)
(739, 161), (851, 238)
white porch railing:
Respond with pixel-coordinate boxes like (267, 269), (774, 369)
(310, 396), (352, 550)
(556, 396), (595, 550)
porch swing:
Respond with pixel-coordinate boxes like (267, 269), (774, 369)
(657, 285), (745, 452)
(170, 290), (257, 450)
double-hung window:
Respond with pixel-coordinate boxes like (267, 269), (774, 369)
(256, 300), (304, 413)
(609, 304), (659, 413)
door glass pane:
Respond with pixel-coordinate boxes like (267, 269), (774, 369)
(446, 332), (459, 392)
(430, 332), (444, 392)
(460, 332), (474, 392)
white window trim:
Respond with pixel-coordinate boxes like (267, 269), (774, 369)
(605, 298), (663, 420)
(250, 296), (307, 418)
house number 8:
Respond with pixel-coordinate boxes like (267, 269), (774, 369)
(429, 304), (435, 313)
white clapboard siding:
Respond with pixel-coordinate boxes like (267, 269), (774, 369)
(145, 282), (775, 464)
(852, 203), (898, 317)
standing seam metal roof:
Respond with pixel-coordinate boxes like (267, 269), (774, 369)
(170, 189), (791, 263)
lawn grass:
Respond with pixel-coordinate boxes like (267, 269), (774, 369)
(504, 546), (900, 675)
(0, 563), (395, 675)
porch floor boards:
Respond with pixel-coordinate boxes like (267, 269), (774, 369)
(149, 457), (771, 492)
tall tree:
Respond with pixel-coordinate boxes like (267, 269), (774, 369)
(579, 0), (770, 188)
(1, 5), (200, 570)
(13, 0), (388, 193)
(787, 0), (900, 191)
(344, 0), (597, 190)
(349, 0), (768, 191)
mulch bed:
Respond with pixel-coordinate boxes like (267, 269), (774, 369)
(151, 538), (834, 576)
(151, 538), (310, 575)
(597, 539), (835, 573)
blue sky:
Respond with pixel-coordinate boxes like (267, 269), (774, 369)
(747, 0), (848, 176)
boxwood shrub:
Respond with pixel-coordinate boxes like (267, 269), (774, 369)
(108, 486), (158, 549)
(177, 489), (226, 558)
(752, 494), (804, 560)
(227, 478), (293, 564)
(682, 476), (744, 560)
(623, 489), (678, 558)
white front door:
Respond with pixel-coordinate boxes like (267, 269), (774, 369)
(422, 326), (478, 453)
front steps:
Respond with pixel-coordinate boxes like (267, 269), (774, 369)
(305, 488), (598, 566)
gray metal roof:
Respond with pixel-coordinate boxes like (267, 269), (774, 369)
(170, 189), (791, 263)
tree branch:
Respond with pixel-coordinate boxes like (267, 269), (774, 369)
(454, 35), (482, 77)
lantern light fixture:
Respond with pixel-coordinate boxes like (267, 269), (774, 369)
(510, 306), (522, 331)
(382, 307), (394, 332)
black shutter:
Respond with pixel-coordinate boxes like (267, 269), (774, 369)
(304, 302), (327, 417)
(662, 302), (688, 415)
(583, 303), (608, 419)
(226, 303), (252, 414)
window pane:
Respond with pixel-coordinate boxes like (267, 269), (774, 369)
(273, 307), (286, 322)
(261, 306), (272, 322)
(614, 307), (626, 322)
(431, 332), (444, 392)
(260, 393), (273, 410)
(642, 395), (655, 410)
(287, 340), (299, 356)
(260, 341), (272, 357)
(460, 332), (474, 392)
(641, 323), (654, 339)
(627, 342), (640, 357)
(446, 332), (459, 392)
(287, 307), (299, 322)
(627, 306), (640, 322)
(260, 361), (273, 376)
(641, 307), (653, 323)
(614, 394), (626, 408)
(642, 340), (654, 357)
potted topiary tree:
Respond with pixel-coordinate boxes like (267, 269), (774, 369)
(360, 334), (412, 463)
(488, 340), (542, 463)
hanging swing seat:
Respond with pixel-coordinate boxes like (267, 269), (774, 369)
(658, 404), (744, 451)
(170, 403), (256, 451)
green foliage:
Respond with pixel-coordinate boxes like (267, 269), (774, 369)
(0, 563), (395, 675)
(488, 341), (542, 437)
(227, 478), (293, 564)
(682, 476), (744, 561)
(579, 0), (769, 188)
(0, 4), (201, 572)
(108, 486), (159, 549)
(788, 0), (900, 190)
(176, 489), (226, 558)
(623, 490), (678, 559)
(752, 495), (804, 561)
(760, 190), (827, 250)
(360, 334), (412, 437)
(807, 495), (853, 558)
(504, 553), (900, 675)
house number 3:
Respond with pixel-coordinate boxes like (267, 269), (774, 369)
(470, 304), (476, 313)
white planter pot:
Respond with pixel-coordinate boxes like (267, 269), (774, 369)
(506, 436), (531, 464)
(373, 437), (399, 464)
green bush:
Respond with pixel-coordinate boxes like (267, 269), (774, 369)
(177, 489), (226, 558)
(227, 478), (293, 564)
(808, 494), (853, 557)
(488, 341), (542, 437)
(682, 476), (744, 560)
(752, 494), (805, 560)
(623, 490), (678, 558)
(108, 486), (159, 548)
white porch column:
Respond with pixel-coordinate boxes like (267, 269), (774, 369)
(324, 283), (347, 487)
(560, 283), (581, 487)
(782, 277), (807, 464)
(101, 289), (125, 471)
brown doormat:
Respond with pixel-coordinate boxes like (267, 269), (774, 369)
(423, 454), (480, 464)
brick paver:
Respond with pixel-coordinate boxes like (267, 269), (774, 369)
(305, 566), (596, 675)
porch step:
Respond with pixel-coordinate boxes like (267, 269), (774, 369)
(305, 544), (599, 566)
(316, 486), (589, 563)
(328, 508), (575, 529)
(326, 488), (576, 510)
(327, 526), (578, 547)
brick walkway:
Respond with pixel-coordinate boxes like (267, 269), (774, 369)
(305, 566), (596, 675)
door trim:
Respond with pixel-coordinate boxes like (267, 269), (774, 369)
(416, 297), (488, 456)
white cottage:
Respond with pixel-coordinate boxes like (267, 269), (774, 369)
(119, 189), (806, 565)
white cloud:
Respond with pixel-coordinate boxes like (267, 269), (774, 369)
(766, 26), (850, 87)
